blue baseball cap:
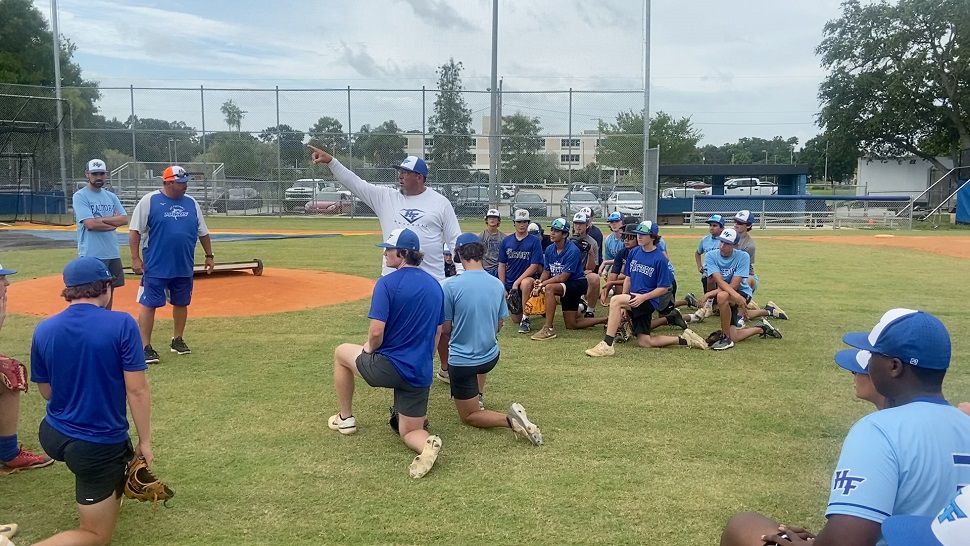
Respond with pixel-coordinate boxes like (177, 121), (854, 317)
(882, 486), (970, 546)
(734, 210), (755, 224)
(0, 264), (16, 276)
(549, 218), (570, 233)
(393, 156), (429, 177)
(456, 232), (481, 248)
(632, 220), (659, 236)
(706, 214), (725, 227)
(718, 228), (739, 245)
(607, 211), (622, 222)
(835, 349), (870, 375)
(841, 309), (951, 370)
(376, 228), (420, 251)
(63, 256), (114, 287)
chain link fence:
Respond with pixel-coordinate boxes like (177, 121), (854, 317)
(687, 195), (914, 229)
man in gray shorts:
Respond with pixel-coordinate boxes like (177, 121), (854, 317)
(329, 228), (445, 479)
(72, 158), (128, 309)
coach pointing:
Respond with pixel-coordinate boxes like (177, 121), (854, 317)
(309, 145), (461, 282)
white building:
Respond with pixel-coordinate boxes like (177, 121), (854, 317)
(856, 155), (955, 200)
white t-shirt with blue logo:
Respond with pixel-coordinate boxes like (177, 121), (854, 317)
(703, 249), (752, 298)
(73, 187), (126, 259)
(129, 190), (209, 279)
(443, 270), (509, 366)
(826, 398), (970, 545)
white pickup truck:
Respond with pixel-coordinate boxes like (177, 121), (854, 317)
(724, 178), (778, 196)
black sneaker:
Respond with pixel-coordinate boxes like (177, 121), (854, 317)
(144, 345), (160, 364)
(666, 311), (688, 330)
(759, 319), (783, 339)
(388, 406), (429, 433)
(684, 292), (698, 309)
(170, 337), (191, 355)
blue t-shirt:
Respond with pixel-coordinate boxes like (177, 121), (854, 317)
(130, 191), (209, 279)
(543, 240), (583, 279)
(825, 398), (970, 546)
(696, 234), (721, 257)
(73, 187), (126, 259)
(703, 249), (752, 298)
(498, 233), (544, 290)
(30, 304), (146, 444)
(657, 237), (676, 276)
(368, 267), (444, 388)
(623, 246), (673, 308)
(604, 233), (625, 262)
(442, 270), (509, 366)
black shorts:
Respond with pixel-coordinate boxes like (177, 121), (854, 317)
(99, 258), (125, 288)
(559, 277), (589, 312)
(629, 298), (658, 336)
(39, 419), (133, 505)
(448, 354), (499, 400)
(356, 352), (430, 418)
(700, 275), (709, 295)
(656, 281), (677, 315)
(729, 294), (753, 326)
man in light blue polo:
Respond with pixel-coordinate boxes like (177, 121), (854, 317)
(720, 309), (970, 546)
(443, 233), (542, 446)
(73, 159), (128, 309)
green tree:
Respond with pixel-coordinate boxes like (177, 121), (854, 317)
(817, 0), (970, 173)
(126, 116), (200, 163)
(353, 120), (407, 166)
(259, 124), (306, 168)
(220, 100), (244, 133)
(195, 132), (276, 179)
(501, 113), (550, 183)
(308, 116), (348, 155)
(428, 58), (474, 178)
(596, 111), (702, 171)
(799, 134), (858, 183)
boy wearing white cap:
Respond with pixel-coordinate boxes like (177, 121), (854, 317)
(479, 209), (506, 277)
(498, 209), (544, 333)
(721, 309), (970, 546)
(73, 159), (128, 309)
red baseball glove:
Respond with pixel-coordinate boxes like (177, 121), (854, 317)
(0, 355), (27, 393)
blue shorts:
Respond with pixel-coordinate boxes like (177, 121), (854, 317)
(137, 276), (193, 308)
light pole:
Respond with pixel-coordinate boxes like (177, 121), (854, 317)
(763, 150), (768, 163)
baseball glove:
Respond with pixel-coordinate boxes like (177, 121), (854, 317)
(506, 289), (523, 316)
(705, 330), (726, 347)
(124, 457), (174, 507)
(0, 355), (27, 393)
(524, 289), (546, 316)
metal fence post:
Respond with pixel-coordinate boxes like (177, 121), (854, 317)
(567, 87), (573, 188)
(200, 85), (209, 211)
(421, 85), (426, 160)
(346, 86), (353, 166)
(129, 85), (137, 165)
(276, 86), (282, 217)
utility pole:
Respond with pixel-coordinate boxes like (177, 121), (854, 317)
(488, 0), (500, 205)
(642, 0), (655, 221)
(51, 0), (68, 209)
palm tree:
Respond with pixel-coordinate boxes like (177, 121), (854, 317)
(220, 100), (244, 133)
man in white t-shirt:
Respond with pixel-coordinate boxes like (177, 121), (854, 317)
(308, 145), (461, 282)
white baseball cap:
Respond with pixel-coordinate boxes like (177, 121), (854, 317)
(527, 222), (540, 234)
(86, 159), (107, 173)
(572, 212), (589, 224)
(485, 208), (501, 219)
(580, 206), (594, 218)
(513, 209), (530, 222)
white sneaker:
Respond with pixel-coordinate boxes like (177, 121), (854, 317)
(409, 435), (443, 478)
(327, 413), (357, 435)
(585, 340), (615, 357)
(436, 369), (450, 384)
(508, 403), (543, 446)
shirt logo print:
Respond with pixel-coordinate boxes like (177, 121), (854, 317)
(399, 208), (425, 224)
(832, 470), (865, 495)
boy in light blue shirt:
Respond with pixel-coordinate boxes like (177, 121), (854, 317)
(72, 158), (128, 309)
(441, 233), (542, 446)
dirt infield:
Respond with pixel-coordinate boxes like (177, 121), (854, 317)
(7, 268), (375, 319)
(772, 234), (970, 260)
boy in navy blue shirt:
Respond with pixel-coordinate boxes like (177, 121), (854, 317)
(329, 228), (445, 479)
(31, 257), (153, 546)
(498, 209), (544, 334)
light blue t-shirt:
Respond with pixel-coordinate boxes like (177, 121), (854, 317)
(703, 249), (752, 298)
(73, 187), (126, 259)
(368, 267), (444, 388)
(442, 270), (509, 366)
(825, 398), (970, 545)
(696, 234), (721, 256)
(603, 233), (625, 262)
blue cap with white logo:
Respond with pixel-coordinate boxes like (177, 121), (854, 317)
(393, 156), (429, 177)
(607, 211), (622, 222)
(841, 308), (951, 370)
(63, 256), (114, 287)
(632, 220), (659, 236)
(707, 214), (725, 227)
(734, 210), (756, 224)
(882, 486), (970, 546)
(549, 218), (570, 233)
(376, 228), (421, 251)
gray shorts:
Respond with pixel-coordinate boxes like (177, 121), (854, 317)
(356, 352), (430, 418)
(99, 258), (125, 287)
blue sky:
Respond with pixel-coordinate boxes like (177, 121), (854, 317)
(35, 0), (846, 146)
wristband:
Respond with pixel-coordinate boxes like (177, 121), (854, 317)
(205, 254), (214, 258)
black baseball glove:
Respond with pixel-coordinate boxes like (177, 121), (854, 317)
(506, 288), (523, 315)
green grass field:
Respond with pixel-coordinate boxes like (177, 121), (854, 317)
(2, 218), (968, 545)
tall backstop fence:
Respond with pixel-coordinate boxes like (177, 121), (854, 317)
(687, 195), (915, 230)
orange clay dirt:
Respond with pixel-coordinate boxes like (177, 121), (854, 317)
(8, 268), (375, 319)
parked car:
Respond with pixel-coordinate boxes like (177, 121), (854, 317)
(284, 179), (338, 211)
(661, 187), (709, 199)
(508, 192), (548, 218)
(724, 177), (778, 196)
(304, 191), (354, 215)
(606, 191), (645, 215)
(560, 191), (603, 217)
(210, 187), (263, 213)
(454, 186), (492, 216)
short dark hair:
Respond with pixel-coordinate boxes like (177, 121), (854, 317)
(456, 242), (485, 262)
(908, 365), (946, 390)
(61, 280), (110, 301)
(395, 249), (424, 266)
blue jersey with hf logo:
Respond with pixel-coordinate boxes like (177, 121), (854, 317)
(825, 398), (970, 546)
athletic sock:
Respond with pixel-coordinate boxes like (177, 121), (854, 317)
(0, 434), (18, 461)
(604, 335), (615, 345)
